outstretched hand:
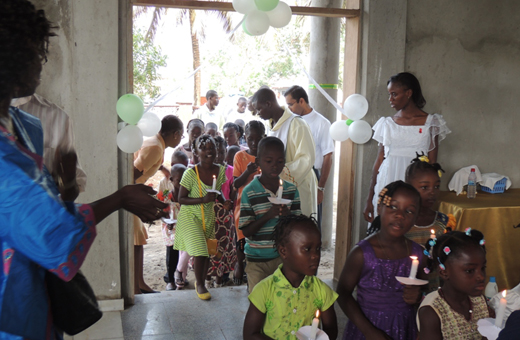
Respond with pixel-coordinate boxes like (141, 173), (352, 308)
(120, 184), (169, 222)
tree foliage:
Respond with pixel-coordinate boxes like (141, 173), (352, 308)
(205, 21), (310, 97)
(133, 28), (167, 101)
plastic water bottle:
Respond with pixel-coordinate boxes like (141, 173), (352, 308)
(467, 168), (477, 199)
(485, 277), (498, 301)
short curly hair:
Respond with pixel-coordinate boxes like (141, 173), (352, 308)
(0, 0), (56, 99)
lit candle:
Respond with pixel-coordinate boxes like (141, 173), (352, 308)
(430, 229), (436, 239)
(277, 179), (283, 199)
(495, 290), (507, 328)
(212, 175), (216, 190)
(309, 310), (320, 340)
(409, 256), (419, 279)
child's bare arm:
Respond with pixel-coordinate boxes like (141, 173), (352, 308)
(243, 303), (272, 340)
(417, 306), (442, 340)
(234, 162), (257, 189)
(321, 305), (338, 340)
(178, 185), (216, 205)
(336, 246), (392, 340)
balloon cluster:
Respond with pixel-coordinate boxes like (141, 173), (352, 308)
(330, 94), (372, 144)
(233, 0), (292, 36)
(116, 94), (161, 153)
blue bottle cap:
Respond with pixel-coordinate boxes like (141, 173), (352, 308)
(489, 276), (496, 283)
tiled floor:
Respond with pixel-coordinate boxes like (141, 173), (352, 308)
(66, 281), (348, 339)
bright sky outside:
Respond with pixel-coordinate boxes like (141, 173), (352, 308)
(133, 3), (316, 108)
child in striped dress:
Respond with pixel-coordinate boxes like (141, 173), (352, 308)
(173, 135), (232, 300)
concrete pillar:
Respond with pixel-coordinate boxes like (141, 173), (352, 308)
(309, 0), (342, 249)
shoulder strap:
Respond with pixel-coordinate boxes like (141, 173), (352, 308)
(194, 165), (206, 233)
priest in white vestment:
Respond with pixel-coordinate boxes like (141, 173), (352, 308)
(251, 88), (318, 217)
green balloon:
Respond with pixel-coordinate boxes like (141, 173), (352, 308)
(242, 18), (252, 35)
(117, 94), (144, 125)
(254, 0), (279, 12)
(346, 119), (354, 126)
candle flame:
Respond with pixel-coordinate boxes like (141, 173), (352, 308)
(315, 310), (320, 318)
(279, 179), (283, 186)
(213, 175), (216, 179)
(431, 229), (435, 234)
(502, 290), (507, 298)
(410, 256), (417, 260)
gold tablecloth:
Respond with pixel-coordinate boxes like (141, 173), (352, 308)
(437, 190), (520, 290)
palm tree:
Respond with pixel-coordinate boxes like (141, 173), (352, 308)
(133, 4), (234, 106)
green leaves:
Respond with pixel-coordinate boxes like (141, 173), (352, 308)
(133, 28), (167, 101)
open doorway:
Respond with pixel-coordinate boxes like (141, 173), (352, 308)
(127, 0), (360, 294)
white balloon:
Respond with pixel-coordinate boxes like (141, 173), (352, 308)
(344, 94), (369, 121)
(245, 10), (270, 36)
(329, 120), (350, 142)
(267, 2), (292, 28)
(137, 112), (161, 137)
(348, 120), (372, 144)
(117, 125), (143, 153)
(233, 0), (256, 14)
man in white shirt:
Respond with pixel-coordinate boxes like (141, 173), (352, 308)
(253, 88), (317, 218)
(193, 90), (225, 130)
(11, 94), (87, 201)
(284, 85), (334, 228)
(226, 97), (256, 125)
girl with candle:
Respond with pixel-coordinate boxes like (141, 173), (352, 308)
(243, 214), (338, 340)
(173, 135), (233, 300)
(337, 181), (427, 340)
(404, 154), (457, 291)
(417, 229), (491, 339)
(404, 153), (456, 246)
(175, 118), (204, 166)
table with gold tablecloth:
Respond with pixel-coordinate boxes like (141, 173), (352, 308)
(437, 190), (520, 291)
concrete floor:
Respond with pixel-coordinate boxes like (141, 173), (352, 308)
(66, 280), (348, 340)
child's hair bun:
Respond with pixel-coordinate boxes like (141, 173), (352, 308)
(405, 152), (445, 182)
(423, 228), (486, 273)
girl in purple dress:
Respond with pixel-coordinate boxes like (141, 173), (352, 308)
(337, 181), (428, 340)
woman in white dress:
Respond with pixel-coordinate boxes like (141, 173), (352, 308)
(364, 72), (451, 222)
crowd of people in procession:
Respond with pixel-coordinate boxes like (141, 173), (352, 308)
(1, 1), (519, 339)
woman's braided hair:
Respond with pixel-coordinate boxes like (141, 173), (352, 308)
(423, 229), (486, 273)
(367, 180), (421, 236)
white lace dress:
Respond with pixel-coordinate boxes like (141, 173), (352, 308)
(372, 114), (451, 215)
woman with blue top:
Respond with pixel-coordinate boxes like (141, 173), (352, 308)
(0, 1), (168, 338)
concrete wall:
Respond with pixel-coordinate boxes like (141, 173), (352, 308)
(406, 0), (520, 185)
(32, 0), (122, 300)
(353, 0), (519, 242)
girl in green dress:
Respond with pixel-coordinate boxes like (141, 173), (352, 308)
(174, 135), (232, 300)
